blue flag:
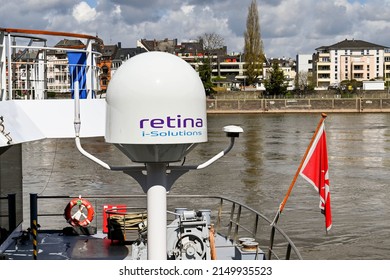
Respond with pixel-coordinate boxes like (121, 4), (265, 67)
(67, 52), (87, 99)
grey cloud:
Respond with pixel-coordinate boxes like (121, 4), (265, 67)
(2, 0), (390, 58)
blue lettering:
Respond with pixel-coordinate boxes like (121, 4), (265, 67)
(139, 115), (204, 129)
(142, 130), (203, 137)
(167, 115), (179, 128)
(140, 119), (149, 129)
(150, 118), (164, 128)
(183, 118), (194, 128)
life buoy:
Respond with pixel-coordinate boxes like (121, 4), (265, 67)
(64, 197), (94, 227)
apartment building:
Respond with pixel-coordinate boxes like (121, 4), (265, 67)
(313, 39), (390, 89)
(107, 37), (266, 91)
(137, 38), (178, 53)
(175, 40), (204, 71)
(46, 48), (70, 93)
(110, 46), (146, 77)
(296, 54), (313, 74)
(98, 44), (118, 92)
(174, 40), (246, 89)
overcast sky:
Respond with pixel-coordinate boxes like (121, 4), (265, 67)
(1, 0), (389, 59)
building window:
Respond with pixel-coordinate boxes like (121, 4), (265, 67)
(318, 74), (330, 79)
(345, 57), (348, 62)
(335, 65), (338, 72)
(318, 65), (330, 71)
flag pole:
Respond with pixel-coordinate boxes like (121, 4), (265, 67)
(271, 113), (327, 226)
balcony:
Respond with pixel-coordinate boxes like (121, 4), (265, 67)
(317, 66), (330, 71)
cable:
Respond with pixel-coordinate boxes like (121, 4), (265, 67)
(38, 139), (58, 195)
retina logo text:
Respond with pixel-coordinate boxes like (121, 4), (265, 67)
(139, 115), (204, 138)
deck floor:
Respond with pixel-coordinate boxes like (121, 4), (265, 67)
(3, 231), (131, 260)
(3, 229), (263, 260)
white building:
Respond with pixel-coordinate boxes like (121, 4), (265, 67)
(314, 39), (390, 89)
(296, 54), (313, 74)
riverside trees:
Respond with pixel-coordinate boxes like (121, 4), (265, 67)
(243, 0), (264, 86)
(198, 32), (225, 95)
(264, 62), (288, 96)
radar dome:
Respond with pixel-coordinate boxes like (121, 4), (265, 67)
(105, 51), (207, 162)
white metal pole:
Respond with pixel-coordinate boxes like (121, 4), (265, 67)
(7, 33), (12, 100)
(146, 163), (167, 260)
(0, 31), (6, 101)
(74, 80), (80, 136)
(86, 40), (93, 98)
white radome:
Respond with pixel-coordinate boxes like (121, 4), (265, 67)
(105, 51), (208, 162)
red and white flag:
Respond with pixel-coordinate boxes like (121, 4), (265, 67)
(299, 122), (332, 232)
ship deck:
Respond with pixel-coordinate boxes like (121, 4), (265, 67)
(3, 229), (260, 260)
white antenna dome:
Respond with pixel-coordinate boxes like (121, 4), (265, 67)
(105, 51), (207, 162)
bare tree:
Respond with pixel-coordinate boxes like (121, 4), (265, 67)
(296, 71), (309, 90)
(198, 33), (225, 55)
(295, 70), (314, 92)
(244, 0), (264, 86)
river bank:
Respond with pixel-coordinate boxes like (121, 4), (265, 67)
(206, 97), (390, 113)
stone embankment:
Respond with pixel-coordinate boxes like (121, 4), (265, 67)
(206, 91), (390, 113)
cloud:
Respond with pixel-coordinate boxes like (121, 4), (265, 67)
(1, 0), (390, 58)
(72, 2), (97, 23)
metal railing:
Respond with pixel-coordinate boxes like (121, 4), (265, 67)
(1, 28), (102, 101)
(29, 193), (302, 260)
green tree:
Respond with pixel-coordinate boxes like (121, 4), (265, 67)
(243, 0), (264, 86)
(198, 57), (215, 96)
(264, 62), (288, 96)
(197, 33), (225, 95)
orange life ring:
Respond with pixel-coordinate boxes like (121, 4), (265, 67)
(64, 197), (94, 227)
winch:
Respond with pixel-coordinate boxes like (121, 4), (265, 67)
(167, 209), (212, 260)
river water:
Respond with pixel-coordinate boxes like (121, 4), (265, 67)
(22, 113), (390, 260)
